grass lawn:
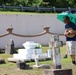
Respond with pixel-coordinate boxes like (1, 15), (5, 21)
(0, 11), (57, 14)
(0, 45), (76, 75)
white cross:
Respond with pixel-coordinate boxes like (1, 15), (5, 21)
(33, 49), (40, 66)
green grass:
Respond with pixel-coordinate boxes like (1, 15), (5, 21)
(0, 11), (57, 14)
(0, 46), (76, 75)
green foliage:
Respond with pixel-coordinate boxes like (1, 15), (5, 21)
(33, 0), (42, 6)
(28, 0), (42, 6)
(0, 0), (76, 7)
(43, 0), (76, 7)
(14, 0), (29, 6)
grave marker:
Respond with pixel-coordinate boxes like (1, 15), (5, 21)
(33, 49), (50, 69)
(5, 39), (16, 54)
(44, 34), (72, 75)
(50, 35), (62, 69)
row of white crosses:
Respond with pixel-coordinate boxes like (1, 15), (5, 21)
(50, 35), (63, 69)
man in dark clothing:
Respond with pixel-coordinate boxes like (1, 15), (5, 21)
(64, 16), (76, 65)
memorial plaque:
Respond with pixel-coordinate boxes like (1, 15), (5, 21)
(44, 69), (72, 75)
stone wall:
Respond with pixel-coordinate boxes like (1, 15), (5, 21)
(0, 13), (66, 48)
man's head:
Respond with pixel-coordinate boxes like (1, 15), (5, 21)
(63, 16), (70, 24)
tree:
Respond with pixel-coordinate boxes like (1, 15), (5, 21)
(0, 0), (76, 8)
(33, 0), (42, 6)
(14, 0), (28, 6)
(43, 0), (76, 7)
(28, 0), (42, 6)
(43, 0), (56, 7)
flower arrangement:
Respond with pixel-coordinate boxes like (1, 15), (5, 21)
(35, 43), (42, 49)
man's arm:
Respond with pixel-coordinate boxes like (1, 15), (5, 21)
(71, 30), (76, 34)
(64, 29), (69, 36)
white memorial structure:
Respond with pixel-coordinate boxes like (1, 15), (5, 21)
(8, 41), (52, 61)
